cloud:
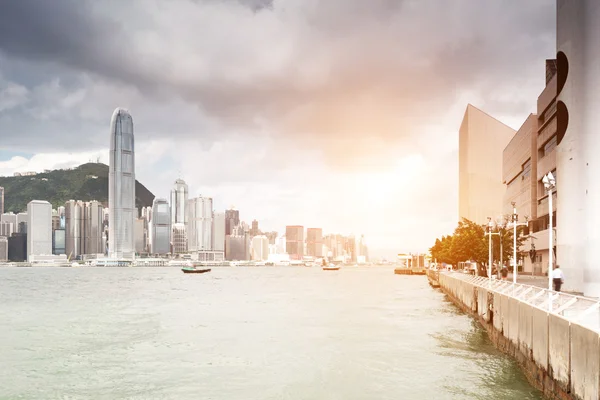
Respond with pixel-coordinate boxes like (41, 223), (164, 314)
(0, 0), (556, 255)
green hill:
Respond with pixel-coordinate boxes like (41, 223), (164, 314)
(0, 163), (155, 213)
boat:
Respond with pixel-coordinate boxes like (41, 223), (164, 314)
(323, 264), (340, 271)
(182, 267), (211, 274)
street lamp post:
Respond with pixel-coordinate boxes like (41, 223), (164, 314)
(484, 218), (500, 283)
(542, 172), (556, 311)
(510, 202), (529, 284)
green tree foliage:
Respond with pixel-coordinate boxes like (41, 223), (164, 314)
(0, 163), (155, 213)
(430, 217), (528, 266)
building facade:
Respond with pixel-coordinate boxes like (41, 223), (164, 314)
(285, 226), (304, 260)
(108, 107), (136, 259)
(556, 1), (600, 295)
(306, 228), (323, 258)
(0, 236), (7, 261)
(251, 235), (269, 261)
(151, 198), (171, 254)
(459, 104), (516, 224)
(212, 212), (225, 252)
(170, 179), (188, 252)
(225, 208), (240, 236)
(27, 200), (52, 261)
(172, 223), (187, 254)
(188, 197), (213, 252)
(0, 186), (4, 215)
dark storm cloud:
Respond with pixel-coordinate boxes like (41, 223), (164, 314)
(0, 0), (555, 163)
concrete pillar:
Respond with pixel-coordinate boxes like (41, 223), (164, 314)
(556, 1), (600, 295)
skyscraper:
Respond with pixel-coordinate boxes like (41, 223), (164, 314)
(188, 197), (213, 252)
(65, 200), (83, 258)
(225, 208), (240, 235)
(170, 179), (188, 252)
(108, 108), (135, 259)
(286, 226), (304, 260)
(27, 200), (52, 261)
(306, 228), (323, 257)
(151, 198), (171, 254)
(0, 186), (4, 214)
(212, 212), (225, 252)
(251, 235), (269, 261)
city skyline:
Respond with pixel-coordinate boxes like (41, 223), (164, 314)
(0, 1), (556, 257)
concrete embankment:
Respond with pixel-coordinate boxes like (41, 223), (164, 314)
(437, 272), (600, 400)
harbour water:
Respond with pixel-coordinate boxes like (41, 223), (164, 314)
(0, 267), (542, 399)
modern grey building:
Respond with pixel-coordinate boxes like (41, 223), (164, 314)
(0, 186), (4, 214)
(151, 198), (171, 254)
(65, 200), (83, 257)
(27, 200), (52, 261)
(188, 197), (213, 252)
(108, 108), (136, 259)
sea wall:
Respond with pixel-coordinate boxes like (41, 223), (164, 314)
(438, 273), (600, 400)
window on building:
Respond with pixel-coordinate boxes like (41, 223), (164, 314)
(541, 135), (557, 158)
(522, 159), (531, 180)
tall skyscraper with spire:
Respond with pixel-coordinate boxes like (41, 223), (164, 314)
(108, 108), (135, 259)
(170, 178), (189, 253)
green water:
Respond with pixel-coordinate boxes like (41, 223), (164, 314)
(0, 266), (542, 399)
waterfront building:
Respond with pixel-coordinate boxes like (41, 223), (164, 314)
(170, 179), (188, 252)
(285, 225), (304, 260)
(134, 218), (147, 254)
(212, 212), (225, 252)
(0, 213), (16, 237)
(151, 198), (171, 254)
(16, 213), (27, 234)
(251, 235), (269, 261)
(225, 208), (240, 236)
(52, 229), (66, 255)
(65, 200), (104, 258)
(0, 236), (7, 261)
(0, 186), (4, 214)
(556, 1), (600, 295)
(250, 219), (259, 237)
(27, 200), (52, 262)
(306, 228), (323, 258)
(108, 107), (136, 259)
(459, 104), (515, 224)
(172, 223), (187, 254)
(188, 197), (213, 253)
(8, 233), (26, 262)
(225, 234), (250, 261)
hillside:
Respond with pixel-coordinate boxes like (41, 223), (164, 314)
(0, 163), (155, 213)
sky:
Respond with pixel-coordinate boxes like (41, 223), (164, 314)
(0, 0), (555, 258)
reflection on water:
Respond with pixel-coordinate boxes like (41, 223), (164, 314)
(0, 267), (542, 399)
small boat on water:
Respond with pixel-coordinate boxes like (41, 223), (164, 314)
(323, 264), (340, 271)
(181, 267), (211, 274)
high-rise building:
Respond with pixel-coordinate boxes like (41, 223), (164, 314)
(172, 223), (187, 254)
(170, 179), (188, 225)
(65, 200), (83, 257)
(170, 179), (188, 252)
(459, 105), (516, 224)
(108, 107), (135, 259)
(251, 235), (269, 261)
(8, 233), (26, 262)
(225, 208), (240, 236)
(16, 213), (27, 234)
(286, 225), (304, 260)
(151, 198), (171, 254)
(306, 228), (323, 257)
(1, 213), (16, 237)
(188, 197), (213, 252)
(27, 200), (52, 261)
(83, 201), (104, 255)
(250, 219), (259, 237)
(212, 212), (225, 252)
(53, 229), (66, 255)
(0, 236), (7, 261)
(65, 200), (104, 258)
(134, 217), (147, 254)
(556, 1), (600, 295)
(225, 234), (250, 261)
(0, 186), (4, 215)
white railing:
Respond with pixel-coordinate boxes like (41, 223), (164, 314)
(443, 271), (600, 333)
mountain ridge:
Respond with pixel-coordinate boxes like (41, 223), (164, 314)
(0, 163), (155, 213)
